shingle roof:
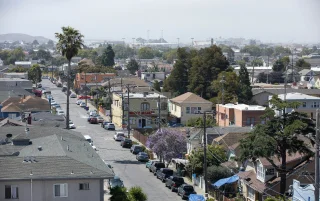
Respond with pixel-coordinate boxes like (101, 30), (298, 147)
(102, 77), (149, 87)
(213, 132), (248, 151)
(170, 92), (212, 104)
(0, 126), (114, 180)
(299, 69), (312, 75)
(0, 118), (30, 127)
(1, 96), (50, 112)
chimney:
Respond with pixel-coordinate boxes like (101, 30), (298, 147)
(27, 114), (32, 125)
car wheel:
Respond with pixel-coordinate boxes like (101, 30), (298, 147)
(149, 169), (151, 172)
(162, 178), (165, 182)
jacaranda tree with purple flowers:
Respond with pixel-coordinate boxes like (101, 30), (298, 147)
(146, 129), (187, 164)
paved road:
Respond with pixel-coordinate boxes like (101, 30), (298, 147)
(42, 79), (181, 201)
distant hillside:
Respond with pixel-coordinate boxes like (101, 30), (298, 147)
(0, 33), (52, 44)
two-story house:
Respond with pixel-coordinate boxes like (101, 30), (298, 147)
(216, 104), (266, 127)
(0, 126), (114, 201)
(74, 73), (116, 90)
(270, 92), (320, 119)
(111, 92), (168, 128)
(169, 92), (213, 125)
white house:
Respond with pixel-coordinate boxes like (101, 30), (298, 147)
(270, 92), (320, 118)
(141, 72), (166, 82)
(14, 61), (32, 68)
(0, 59), (3, 66)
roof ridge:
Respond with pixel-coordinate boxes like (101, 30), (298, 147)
(55, 134), (68, 157)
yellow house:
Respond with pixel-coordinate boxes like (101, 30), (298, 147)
(169, 92), (213, 125)
(111, 92), (168, 128)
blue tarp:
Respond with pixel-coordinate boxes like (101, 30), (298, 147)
(188, 194), (205, 201)
(212, 175), (239, 188)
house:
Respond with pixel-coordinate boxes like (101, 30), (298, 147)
(111, 92), (168, 129)
(216, 104), (266, 127)
(140, 72), (166, 82)
(101, 77), (152, 92)
(0, 58), (3, 66)
(0, 72), (28, 79)
(252, 88), (320, 106)
(0, 85), (32, 103)
(0, 126), (114, 201)
(238, 155), (314, 201)
(169, 92), (213, 125)
(14, 61), (33, 68)
(0, 96), (50, 119)
(270, 92), (320, 119)
(74, 72), (116, 90)
(0, 78), (32, 88)
(299, 69), (315, 81)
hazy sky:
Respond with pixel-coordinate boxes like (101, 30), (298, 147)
(0, 0), (319, 43)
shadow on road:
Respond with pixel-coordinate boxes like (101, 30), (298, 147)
(113, 160), (143, 165)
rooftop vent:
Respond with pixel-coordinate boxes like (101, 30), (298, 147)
(67, 145), (69, 151)
(23, 156), (37, 163)
(13, 138), (31, 146)
(38, 146), (42, 151)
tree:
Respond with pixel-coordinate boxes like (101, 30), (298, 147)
(207, 165), (233, 183)
(7, 66), (28, 73)
(113, 44), (134, 59)
(239, 96), (315, 195)
(28, 64), (42, 86)
(138, 47), (154, 59)
(212, 71), (239, 104)
(188, 45), (229, 99)
(162, 48), (177, 63)
(128, 186), (148, 201)
(268, 72), (284, 84)
(126, 59), (139, 74)
(257, 72), (267, 83)
(32, 40), (39, 46)
(153, 80), (161, 91)
(251, 58), (263, 66)
(37, 49), (52, 61)
(186, 116), (216, 127)
(240, 45), (262, 57)
(163, 48), (194, 96)
(272, 59), (285, 72)
(146, 129), (187, 164)
(219, 45), (235, 62)
(188, 145), (227, 175)
(47, 40), (54, 47)
(109, 187), (129, 201)
(263, 47), (274, 57)
(299, 47), (312, 56)
(273, 46), (291, 57)
(238, 63), (253, 104)
(52, 56), (68, 66)
(99, 45), (115, 67)
(296, 59), (311, 70)
(55, 26), (84, 129)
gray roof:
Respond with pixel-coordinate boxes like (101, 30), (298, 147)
(31, 112), (65, 122)
(252, 88), (320, 96)
(0, 126), (114, 180)
(0, 86), (32, 103)
(299, 69), (312, 76)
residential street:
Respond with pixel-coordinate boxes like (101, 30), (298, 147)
(42, 79), (181, 201)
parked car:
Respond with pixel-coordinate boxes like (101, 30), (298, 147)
(114, 132), (125, 141)
(146, 160), (159, 169)
(96, 116), (104, 123)
(62, 86), (67, 92)
(150, 162), (165, 175)
(80, 102), (86, 107)
(87, 109), (97, 115)
(84, 135), (96, 150)
(89, 117), (98, 124)
(120, 138), (132, 148)
(50, 100), (57, 105)
(52, 103), (61, 109)
(70, 93), (77, 98)
(156, 168), (174, 182)
(108, 176), (124, 189)
(170, 123), (184, 128)
(76, 99), (82, 105)
(105, 123), (115, 130)
(101, 121), (110, 128)
(165, 176), (185, 191)
(130, 145), (143, 155)
(57, 110), (65, 116)
(136, 152), (149, 162)
(37, 83), (42, 88)
(69, 120), (76, 129)
(177, 184), (196, 199)
(78, 95), (91, 100)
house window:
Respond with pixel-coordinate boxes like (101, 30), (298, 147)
(79, 183), (90, 190)
(141, 103), (150, 111)
(54, 184), (68, 197)
(257, 165), (265, 180)
(198, 107), (201, 112)
(312, 102), (319, 108)
(246, 117), (255, 126)
(186, 107), (190, 114)
(147, 118), (152, 125)
(266, 168), (275, 176)
(5, 185), (18, 199)
(302, 102), (306, 108)
(247, 186), (255, 201)
(161, 102), (167, 110)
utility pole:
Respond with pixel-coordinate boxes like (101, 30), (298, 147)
(191, 38), (194, 47)
(292, 48), (294, 83)
(121, 93), (124, 128)
(315, 109), (319, 201)
(220, 75), (226, 127)
(124, 84), (134, 138)
(158, 95), (161, 130)
(177, 38), (180, 47)
(203, 112), (208, 196)
(108, 78), (112, 121)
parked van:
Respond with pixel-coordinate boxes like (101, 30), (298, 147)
(84, 135), (97, 150)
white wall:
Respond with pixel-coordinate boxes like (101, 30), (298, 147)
(0, 179), (102, 201)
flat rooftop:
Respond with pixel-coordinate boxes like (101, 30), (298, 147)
(276, 92), (320, 100)
(219, 103), (266, 111)
(122, 93), (166, 99)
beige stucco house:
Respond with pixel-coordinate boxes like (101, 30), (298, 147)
(111, 92), (168, 128)
(169, 92), (213, 125)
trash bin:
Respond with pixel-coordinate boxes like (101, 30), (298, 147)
(85, 106), (89, 111)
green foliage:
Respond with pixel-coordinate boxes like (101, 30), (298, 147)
(272, 58), (287, 72)
(207, 165), (233, 183)
(138, 47), (154, 59)
(212, 71), (239, 104)
(188, 145), (227, 175)
(32, 40), (39, 45)
(109, 186), (129, 201)
(37, 49), (52, 61)
(162, 48), (177, 63)
(186, 116), (216, 127)
(99, 45), (115, 67)
(299, 47), (313, 56)
(47, 40), (54, 47)
(238, 65), (253, 104)
(7, 66), (28, 72)
(273, 46), (291, 57)
(188, 45), (229, 99)
(240, 45), (262, 57)
(153, 80), (161, 91)
(128, 186), (148, 201)
(251, 58), (263, 66)
(239, 95), (315, 194)
(52, 56), (68, 66)
(263, 47), (274, 57)
(126, 59), (139, 74)
(0, 47), (25, 65)
(113, 44), (134, 59)
(28, 64), (42, 84)
(296, 59), (311, 70)
(219, 45), (235, 61)
(77, 48), (98, 62)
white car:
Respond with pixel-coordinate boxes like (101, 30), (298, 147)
(114, 132), (125, 141)
(76, 99), (82, 105)
(57, 110), (65, 116)
(70, 93), (77, 98)
(80, 102), (86, 107)
(50, 100), (57, 105)
(69, 120), (76, 129)
(87, 110), (97, 115)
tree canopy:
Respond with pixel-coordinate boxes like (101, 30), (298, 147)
(99, 45), (115, 67)
(28, 64), (42, 85)
(0, 48), (25, 65)
(295, 59), (311, 70)
(272, 57), (289, 72)
(239, 96), (315, 194)
(138, 47), (154, 59)
(126, 59), (139, 74)
(113, 44), (134, 59)
(240, 45), (262, 57)
(7, 66), (28, 73)
(162, 48), (178, 63)
(238, 64), (253, 104)
(153, 80), (161, 91)
(212, 71), (239, 104)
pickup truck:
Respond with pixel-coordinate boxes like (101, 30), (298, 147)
(156, 168), (173, 182)
(150, 162), (165, 175)
(165, 176), (185, 191)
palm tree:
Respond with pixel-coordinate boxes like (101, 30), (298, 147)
(55, 26), (84, 129)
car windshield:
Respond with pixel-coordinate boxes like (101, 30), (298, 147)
(110, 179), (123, 186)
(184, 186), (194, 192)
(140, 152), (148, 156)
